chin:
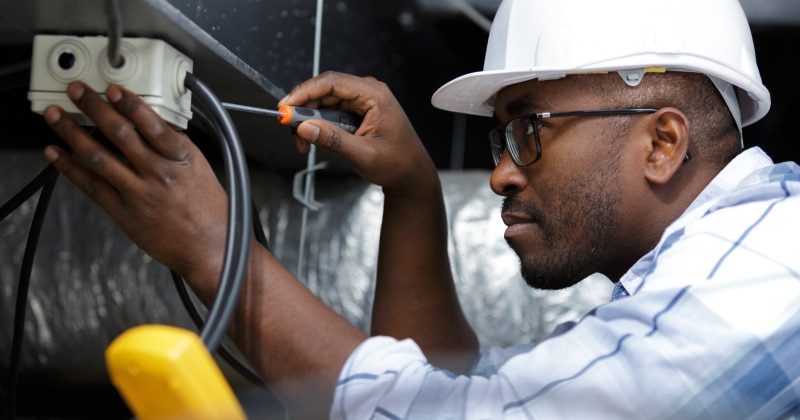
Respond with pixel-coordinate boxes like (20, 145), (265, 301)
(518, 259), (589, 291)
(521, 274), (582, 291)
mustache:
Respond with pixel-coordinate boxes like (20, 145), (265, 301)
(501, 196), (544, 223)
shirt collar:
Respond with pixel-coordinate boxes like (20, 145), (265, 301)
(612, 147), (774, 300)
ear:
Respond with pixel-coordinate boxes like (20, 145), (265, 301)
(643, 108), (690, 185)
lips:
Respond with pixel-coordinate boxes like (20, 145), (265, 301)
(501, 212), (537, 238)
(501, 212), (534, 227)
(501, 197), (541, 239)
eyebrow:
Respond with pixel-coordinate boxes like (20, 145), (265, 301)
(492, 93), (550, 125)
(506, 94), (541, 115)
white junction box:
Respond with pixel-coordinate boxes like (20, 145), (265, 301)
(28, 34), (193, 129)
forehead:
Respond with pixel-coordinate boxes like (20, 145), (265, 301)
(493, 76), (607, 119)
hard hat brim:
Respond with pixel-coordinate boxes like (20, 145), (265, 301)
(431, 68), (565, 117)
(431, 62), (771, 127)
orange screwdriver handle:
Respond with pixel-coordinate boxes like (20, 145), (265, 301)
(277, 105), (361, 134)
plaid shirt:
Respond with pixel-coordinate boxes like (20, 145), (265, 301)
(333, 147), (800, 419)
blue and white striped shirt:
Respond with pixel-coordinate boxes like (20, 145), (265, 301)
(332, 147), (800, 419)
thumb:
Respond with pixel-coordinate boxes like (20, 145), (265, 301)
(296, 121), (321, 144)
(295, 121), (346, 154)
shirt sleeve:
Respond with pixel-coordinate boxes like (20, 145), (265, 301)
(331, 195), (800, 419)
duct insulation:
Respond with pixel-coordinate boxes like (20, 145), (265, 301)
(0, 151), (612, 385)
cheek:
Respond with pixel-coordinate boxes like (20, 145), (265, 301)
(538, 126), (607, 173)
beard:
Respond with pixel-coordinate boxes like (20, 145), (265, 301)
(502, 164), (622, 290)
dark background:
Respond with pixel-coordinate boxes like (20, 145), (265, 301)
(169, 0), (800, 169)
(2, 0), (797, 172)
(0, 1), (798, 418)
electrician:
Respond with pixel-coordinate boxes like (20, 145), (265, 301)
(42, 0), (800, 417)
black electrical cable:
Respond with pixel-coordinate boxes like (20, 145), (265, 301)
(184, 72), (252, 354)
(1, 164), (60, 419)
(0, 61), (30, 94)
(1, 163), (62, 419)
(105, 0), (124, 68)
(4, 168), (59, 420)
(190, 104), (270, 250)
(0, 165), (59, 222)
(251, 201), (269, 250)
(170, 271), (266, 387)
(174, 103), (270, 388)
(187, 95), (288, 415)
(186, 78), (248, 353)
(190, 104), (270, 253)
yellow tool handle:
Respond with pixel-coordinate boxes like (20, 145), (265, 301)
(106, 324), (246, 420)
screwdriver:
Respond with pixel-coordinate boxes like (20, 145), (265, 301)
(222, 102), (362, 134)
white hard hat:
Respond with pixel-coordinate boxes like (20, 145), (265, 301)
(431, 0), (771, 129)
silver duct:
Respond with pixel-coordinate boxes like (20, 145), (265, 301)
(0, 151), (612, 384)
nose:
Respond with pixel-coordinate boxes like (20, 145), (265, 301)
(489, 150), (527, 196)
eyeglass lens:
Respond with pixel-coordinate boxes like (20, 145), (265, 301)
(488, 116), (540, 166)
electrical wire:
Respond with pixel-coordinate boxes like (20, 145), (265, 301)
(105, 0), (124, 68)
(170, 271), (266, 388)
(0, 62), (30, 80)
(180, 103), (270, 388)
(0, 61), (31, 94)
(184, 72), (252, 354)
(0, 77), (253, 415)
(3, 166), (59, 420)
(0, 165), (59, 222)
(189, 105), (270, 251)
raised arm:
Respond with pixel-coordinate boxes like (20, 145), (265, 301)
(279, 72), (479, 373)
(42, 82), (365, 418)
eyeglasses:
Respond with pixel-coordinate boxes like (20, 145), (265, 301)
(488, 108), (658, 167)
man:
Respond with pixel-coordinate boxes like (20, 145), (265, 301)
(42, 0), (800, 418)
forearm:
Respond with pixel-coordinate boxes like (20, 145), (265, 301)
(182, 241), (366, 418)
(372, 174), (479, 374)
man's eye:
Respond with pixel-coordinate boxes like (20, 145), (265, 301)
(524, 119), (541, 136)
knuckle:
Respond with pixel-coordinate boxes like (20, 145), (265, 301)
(87, 149), (109, 169)
(158, 167), (177, 185)
(156, 129), (191, 162)
(81, 177), (99, 197)
(56, 119), (80, 139)
(51, 113), (83, 140)
(373, 79), (390, 92)
(78, 92), (106, 114)
(107, 119), (136, 141)
(320, 70), (339, 81)
(51, 153), (74, 175)
(114, 94), (141, 115)
(149, 121), (172, 143)
(322, 129), (343, 152)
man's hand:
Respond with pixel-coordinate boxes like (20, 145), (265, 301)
(43, 80), (368, 418)
(43, 81), (228, 282)
(279, 71), (438, 198)
(281, 72), (479, 373)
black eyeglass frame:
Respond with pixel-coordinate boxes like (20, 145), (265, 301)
(489, 108), (660, 167)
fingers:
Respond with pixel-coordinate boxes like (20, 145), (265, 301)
(42, 119), (126, 212)
(105, 84), (192, 162)
(43, 81), (194, 203)
(278, 71), (381, 114)
(62, 83), (158, 170)
(279, 71), (434, 192)
(296, 121), (339, 151)
(65, 82), (190, 167)
(44, 134), (125, 213)
(294, 119), (377, 170)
